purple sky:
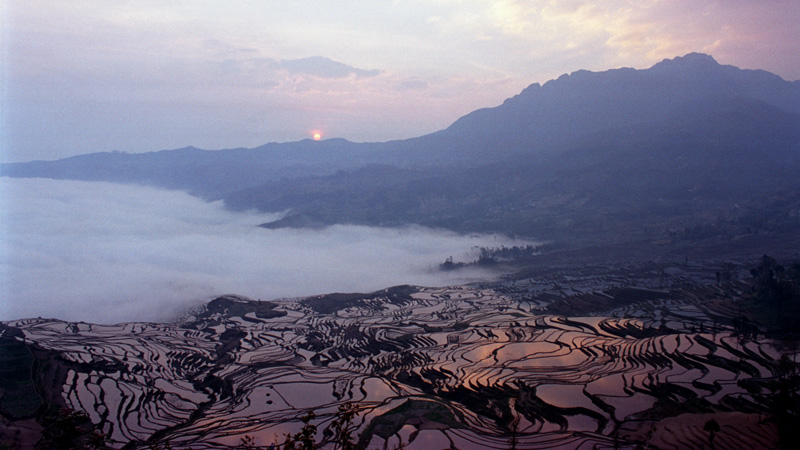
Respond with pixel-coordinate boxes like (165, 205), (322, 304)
(3, 1), (799, 162)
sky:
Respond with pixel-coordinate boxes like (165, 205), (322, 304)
(0, 177), (528, 323)
(2, 0), (799, 162)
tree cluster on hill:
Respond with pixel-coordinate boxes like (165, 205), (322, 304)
(750, 255), (800, 336)
(440, 244), (542, 271)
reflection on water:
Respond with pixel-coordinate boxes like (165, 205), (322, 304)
(4, 280), (788, 449)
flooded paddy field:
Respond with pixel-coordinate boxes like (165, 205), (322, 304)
(1, 260), (795, 449)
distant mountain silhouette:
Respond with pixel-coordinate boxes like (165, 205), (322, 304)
(3, 53), (799, 240)
(438, 52), (800, 159)
(0, 139), (389, 198)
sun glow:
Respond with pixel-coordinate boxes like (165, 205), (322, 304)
(312, 132), (322, 141)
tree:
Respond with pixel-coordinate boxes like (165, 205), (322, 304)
(239, 435), (257, 449)
(282, 411), (317, 450)
(750, 256), (800, 333)
(329, 403), (358, 450)
(38, 408), (110, 450)
(703, 419), (720, 449)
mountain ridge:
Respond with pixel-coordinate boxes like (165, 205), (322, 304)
(3, 53), (799, 241)
(440, 53), (800, 159)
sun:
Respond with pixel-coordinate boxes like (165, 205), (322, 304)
(312, 132), (322, 141)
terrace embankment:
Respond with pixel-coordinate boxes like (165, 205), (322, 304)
(1, 257), (798, 449)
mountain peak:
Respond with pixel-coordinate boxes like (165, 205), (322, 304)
(674, 52), (718, 64)
(651, 52), (720, 73)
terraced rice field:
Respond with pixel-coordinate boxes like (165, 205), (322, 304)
(1, 268), (791, 449)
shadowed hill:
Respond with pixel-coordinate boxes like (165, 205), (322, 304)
(232, 95), (800, 239)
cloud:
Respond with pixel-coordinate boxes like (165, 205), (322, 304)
(212, 56), (381, 80)
(418, 1), (800, 80)
(395, 79), (430, 91)
(280, 56), (381, 79)
(0, 178), (530, 324)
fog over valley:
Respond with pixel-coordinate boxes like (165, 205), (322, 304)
(0, 178), (527, 324)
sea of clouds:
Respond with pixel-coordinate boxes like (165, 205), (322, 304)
(1, 178), (531, 324)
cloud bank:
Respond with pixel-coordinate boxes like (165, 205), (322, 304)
(0, 178), (528, 324)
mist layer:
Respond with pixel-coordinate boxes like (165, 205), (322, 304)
(0, 178), (527, 324)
